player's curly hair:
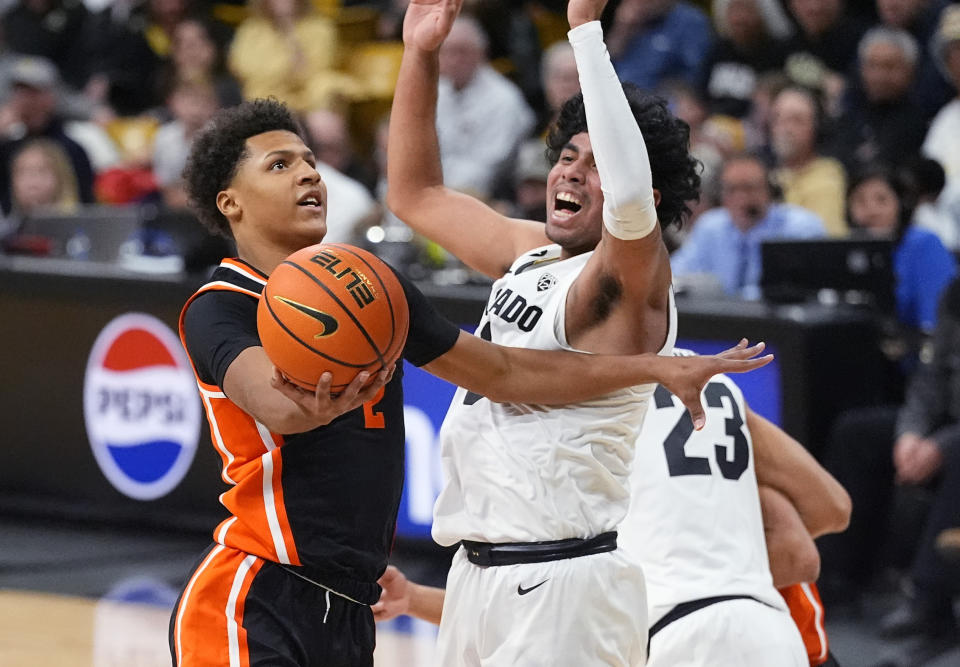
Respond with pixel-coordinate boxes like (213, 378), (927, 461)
(183, 98), (303, 238)
(545, 85), (701, 228)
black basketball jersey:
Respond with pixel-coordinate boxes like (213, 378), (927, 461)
(179, 257), (459, 603)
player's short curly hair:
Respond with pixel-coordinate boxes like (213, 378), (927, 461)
(545, 85), (701, 228)
(183, 98), (303, 238)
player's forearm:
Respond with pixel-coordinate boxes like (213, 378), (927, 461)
(760, 485), (821, 587)
(426, 331), (671, 405)
(750, 409), (851, 537)
(568, 21), (657, 240)
(385, 46), (446, 220)
(408, 582), (445, 625)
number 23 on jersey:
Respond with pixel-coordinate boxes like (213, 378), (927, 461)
(652, 382), (750, 480)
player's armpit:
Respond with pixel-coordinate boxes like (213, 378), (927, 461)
(760, 485), (821, 587)
(750, 408), (852, 538)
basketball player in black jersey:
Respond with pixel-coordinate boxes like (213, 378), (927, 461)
(169, 98), (772, 667)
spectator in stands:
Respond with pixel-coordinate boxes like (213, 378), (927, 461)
(846, 166), (956, 332)
(157, 17), (242, 111)
(78, 0), (164, 115)
(670, 153), (826, 298)
(228, 0), (354, 111)
(906, 157), (960, 252)
(742, 69), (789, 151)
(660, 80), (726, 216)
(783, 0), (868, 76)
(9, 138), (78, 216)
(701, 0), (792, 118)
(0, 137), (78, 245)
(538, 40), (579, 133)
(1, 0), (89, 90)
(153, 80), (219, 210)
(770, 85), (848, 236)
(923, 5), (960, 185)
(820, 277), (960, 666)
(0, 56), (93, 214)
(303, 108), (376, 193)
(435, 15), (534, 199)
(830, 27), (928, 173)
(464, 0), (544, 113)
(876, 0), (953, 119)
(606, 0), (714, 93)
(508, 139), (551, 222)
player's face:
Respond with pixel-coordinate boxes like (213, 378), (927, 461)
(226, 130), (328, 253)
(545, 132), (604, 255)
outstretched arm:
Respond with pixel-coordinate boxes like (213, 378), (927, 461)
(425, 336), (772, 428)
(750, 408), (851, 538)
(372, 565), (445, 625)
(386, 0), (548, 277)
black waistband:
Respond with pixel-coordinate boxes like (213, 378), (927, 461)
(461, 531), (617, 566)
(647, 594), (774, 652)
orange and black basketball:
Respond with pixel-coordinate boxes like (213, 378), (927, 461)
(257, 243), (409, 393)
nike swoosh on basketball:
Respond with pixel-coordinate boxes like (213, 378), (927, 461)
(517, 579), (548, 596)
(274, 296), (339, 337)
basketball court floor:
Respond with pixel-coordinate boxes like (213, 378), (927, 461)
(0, 513), (957, 667)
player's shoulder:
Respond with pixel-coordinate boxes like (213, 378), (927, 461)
(183, 260), (263, 325)
(508, 243), (564, 274)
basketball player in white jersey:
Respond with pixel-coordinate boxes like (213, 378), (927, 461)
(623, 349), (848, 665)
(387, 0), (710, 664)
(371, 362), (851, 665)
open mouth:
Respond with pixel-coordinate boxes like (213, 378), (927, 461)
(297, 196), (322, 209)
(553, 192), (582, 218)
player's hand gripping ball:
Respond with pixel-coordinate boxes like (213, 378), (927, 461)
(257, 243), (409, 393)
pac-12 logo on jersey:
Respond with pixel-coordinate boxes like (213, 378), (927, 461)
(83, 313), (201, 500)
(537, 273), (557, 291)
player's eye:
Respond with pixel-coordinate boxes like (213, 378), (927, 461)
(271, 160), (287, 170)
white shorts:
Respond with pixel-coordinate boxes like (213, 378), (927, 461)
(647, 598), (807, 667)
(435, 546), (647, 667)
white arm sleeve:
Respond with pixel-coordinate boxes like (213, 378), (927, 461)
(568, 21), (658, 240)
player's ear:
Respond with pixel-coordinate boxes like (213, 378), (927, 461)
(217, 189), (240, 223)
(653, 188), (662, 208)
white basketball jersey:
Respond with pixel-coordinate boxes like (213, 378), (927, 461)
(432, 244), (677, 546)
(619, 352), (786, 625)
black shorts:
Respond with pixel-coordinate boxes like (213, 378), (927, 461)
(169, 544), (375, 666)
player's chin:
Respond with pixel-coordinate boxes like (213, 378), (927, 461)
(292, 220), (328, 246)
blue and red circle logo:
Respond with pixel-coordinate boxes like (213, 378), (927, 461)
(84, 313), (201, 500)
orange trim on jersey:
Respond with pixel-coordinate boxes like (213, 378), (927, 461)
(221, 258), (268, 284)
(779, 583), (829, 666)
(173, 546), (265, 667)
(178, 272), (300, 566)
(266, 448), (300, 565)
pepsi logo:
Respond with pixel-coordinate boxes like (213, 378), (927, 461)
(84, 313), (201, 500)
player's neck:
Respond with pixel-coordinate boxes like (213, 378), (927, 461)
(235, 240), (298, 276)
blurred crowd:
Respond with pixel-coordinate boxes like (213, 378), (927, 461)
(1, 0), (960, 661)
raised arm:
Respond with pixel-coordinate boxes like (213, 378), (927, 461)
(425, 334), (772, 427)
(562, 2), (689, 352)
(750, 408), (851, 538)
(386, 0), (548, 277)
